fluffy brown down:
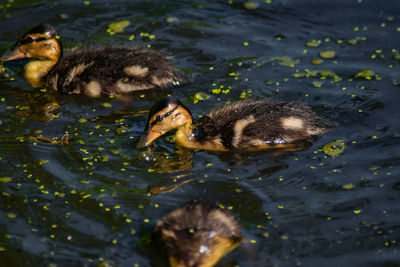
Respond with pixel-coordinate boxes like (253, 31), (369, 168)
(45, 46), (190, 95)
(194, 99), (333, 149)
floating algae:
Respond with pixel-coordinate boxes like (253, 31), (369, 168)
(323, 139), (345, 158)
(107, 20), (130, 35)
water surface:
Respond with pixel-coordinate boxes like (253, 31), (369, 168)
(0, 0), (400, 266)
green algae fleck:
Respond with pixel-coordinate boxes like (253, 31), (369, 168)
(269, 56), (300, 67)
(312, 81), (323, 88)
(116, 125), (129, 135)
(347, 39), (358, 45)
(355, 68), (375, 79)
(102, 102), (112, 108)
(107, 20), (130, 35)
(323, 139), (345, 158)
(7, 213), (16, 219)
(292, 70), (342, 82)
(312, 59), (324, 65)
(244, 1), (259, 9)
(306, 40), (321, 48)
(191, 92), (211, 103)
(166, 17), (178, 23)
(319, 50), (336, 59)
(0, 177), (12, 183)
(342, 184), (355, 190)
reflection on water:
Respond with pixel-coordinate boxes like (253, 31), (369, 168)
(137, 146), (194, 174)
(1, 0), (400, 266)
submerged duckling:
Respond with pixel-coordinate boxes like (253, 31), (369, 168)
(155, 202), (242, 267)
(1, 24), (190, 96)
(137, 96), (333, 151)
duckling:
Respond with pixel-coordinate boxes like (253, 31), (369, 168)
(155, 202), (242, 267)
(1, 24), (190, 97)
(137, 96), (333, 151)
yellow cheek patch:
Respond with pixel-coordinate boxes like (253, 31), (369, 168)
(24, 60), (56, 87)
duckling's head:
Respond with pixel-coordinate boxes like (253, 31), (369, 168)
(137, 96), (192, 148)
(156, 202), (242, 267)
(1, 24), (61, 62)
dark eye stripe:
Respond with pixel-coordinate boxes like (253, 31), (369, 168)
(19, 36), (50, 45)
(150, 105), (178, 126)
(35, 37), (48, 42)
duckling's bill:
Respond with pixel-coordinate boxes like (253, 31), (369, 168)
(137, 127), (161, 148)
(1, 45), (26, 61)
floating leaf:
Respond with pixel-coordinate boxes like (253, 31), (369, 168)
(102, 102), (112, 108)
(7, 213), (16, 219)
(347, 39), (358, 45)
(355, 68), (375, 79)
(166, 17), (178, 23)
(116, 125), (129, 134)
(342, 184), (355, 190)
(292, 70), (342, 81)
(269, 56), (300, 67)
(108, 20), (130, 35)
(0, 177), (12, 183)
(59, 13), (69, 20)
(323, 139), (345, 158)
(319, 50), (336, 59)
(110, 149), (119, 155)
(311, 59), (324, 65)
(244, 2), (259, 10)
(39, 159), (49, 165)
(191, 92), (211, 103)
(312, 81), (323, 88)
(306, 40), (321, 48)
(393, 80), (400, 86)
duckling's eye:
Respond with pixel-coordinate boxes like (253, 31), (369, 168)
(156, 115), (163, 122)
(25, 37), (34, 43)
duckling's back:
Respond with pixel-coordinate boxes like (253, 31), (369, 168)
(46, 47), (190, 96)
(197, 99), (333, 149)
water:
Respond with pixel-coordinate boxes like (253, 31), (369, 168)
(0, 0), (400, 266)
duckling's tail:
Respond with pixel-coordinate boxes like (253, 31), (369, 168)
(170, 69), (192, 87)
(311, 118), (335, 135)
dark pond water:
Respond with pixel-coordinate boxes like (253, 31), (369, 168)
(1, 0), (400, 266)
